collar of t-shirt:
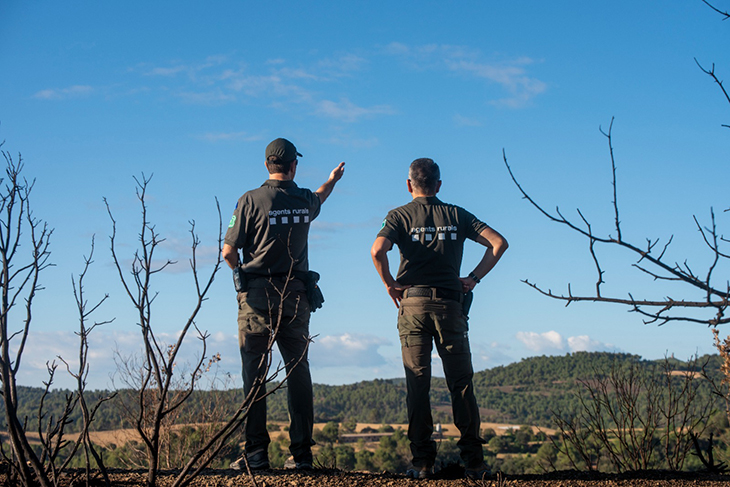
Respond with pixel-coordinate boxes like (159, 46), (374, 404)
(413, 196), (441, 205)
(262, 179), (297, 189)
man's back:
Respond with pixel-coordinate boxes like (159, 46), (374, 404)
(225, 180), (321, 275)
(378, 196), (487, 291)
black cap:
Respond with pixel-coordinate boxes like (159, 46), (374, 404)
(265, 138), (302, 163)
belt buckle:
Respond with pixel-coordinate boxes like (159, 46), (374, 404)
(406, 287), (432, 299)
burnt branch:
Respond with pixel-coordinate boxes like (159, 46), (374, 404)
(0, 148), (55, 487)
(107, 175), (223, 487)
(695, 59), (730, 128)
(504, 119), (730, 327)
(701, 0), (730, 20)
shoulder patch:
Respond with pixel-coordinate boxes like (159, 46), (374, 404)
(228, 215), (237, 228)
(380, 219), (387, 229)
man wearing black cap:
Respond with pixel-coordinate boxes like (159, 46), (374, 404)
(223, 138), (345, 471)
(370, 158), (507, 480)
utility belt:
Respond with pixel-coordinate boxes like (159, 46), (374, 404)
(403, 287), (474, 317)
(232, 268), (325, 312)
(404, 286), (463, 302)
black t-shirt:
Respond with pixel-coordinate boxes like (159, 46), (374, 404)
(377, 196), (488, 292)
(225, 179), (321, 275)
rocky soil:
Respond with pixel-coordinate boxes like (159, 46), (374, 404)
(23, 468), (729, 487)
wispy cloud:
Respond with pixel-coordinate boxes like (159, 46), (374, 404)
(384, 42), (546, 107)
(129, 53), (395, 122)
(33, 85), (93, 100)
(447, 59), (546, 108)
(315, 97), (395, 122)
(142, 55), (229, 81)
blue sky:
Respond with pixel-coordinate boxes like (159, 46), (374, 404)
(1, 1), (728, 390)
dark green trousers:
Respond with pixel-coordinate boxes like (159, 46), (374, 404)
(237, 277), (314, 463)
(398, 293), (484, 468)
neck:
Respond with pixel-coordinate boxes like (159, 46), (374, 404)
(269, 173), (294, 181)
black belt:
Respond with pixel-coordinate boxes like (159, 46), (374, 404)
(405, 287), (463, 302)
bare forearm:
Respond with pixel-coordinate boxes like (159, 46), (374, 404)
(222, 243), (239, 270)
(460, 227), (508, 291)
(372, 250), (395, 287)
(315, 179), (337, 203)
(315, 162), (346, 204)
(371, 236), (407, 307)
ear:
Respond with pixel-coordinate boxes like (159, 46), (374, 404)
(407, 179), (414, 194)
(435, 180), (442, 194)
(290, 160), (298, 178)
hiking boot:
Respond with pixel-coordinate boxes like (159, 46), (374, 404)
(295, 460), (313, 470)
(405, 465), (433, 479)
(464, 462), (491, 480)
(284, 455), (313, 470)
(229, 448), (270, 471)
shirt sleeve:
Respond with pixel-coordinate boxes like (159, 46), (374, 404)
(308, 189), (322, 221)
(224, 196), (246, 248)
(377, 209), (402, 245)
(462, 208), (489, 241)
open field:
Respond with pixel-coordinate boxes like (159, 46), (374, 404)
(64, 421), (556, 449)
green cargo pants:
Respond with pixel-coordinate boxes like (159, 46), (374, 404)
(237, 276), (314, 464)
(398, 291), (484, 469)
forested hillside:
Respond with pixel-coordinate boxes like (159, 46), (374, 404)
(8, 351), (720, 432)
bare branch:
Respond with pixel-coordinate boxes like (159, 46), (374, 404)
(701, 0), (730, 20)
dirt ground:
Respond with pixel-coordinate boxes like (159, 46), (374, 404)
(25, 468), (729, 487)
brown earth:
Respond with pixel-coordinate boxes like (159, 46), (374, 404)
(18, 468), (728, 487)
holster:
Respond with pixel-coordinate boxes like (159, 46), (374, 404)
(232, 267), (247, 293)
(462, 290), (474, 318)
(306, 270), (325, 312)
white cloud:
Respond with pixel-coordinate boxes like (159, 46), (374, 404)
(143, 55), (229, 80)
(310, 333), (390, 368)
(568, 335), (617, 353)
(516, 330), (565, 352)
(315, 97), (395, 122)
(33, 85), (93, 100)
(11, 327), (241, 390)
(516, 330), (618, 355)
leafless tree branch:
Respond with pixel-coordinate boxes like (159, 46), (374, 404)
(504, 120), (730, 327)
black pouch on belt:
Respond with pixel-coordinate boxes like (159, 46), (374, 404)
(306, 270), (325, 312)
(462, 290), (474, 317)
(232, 267), (247, 293)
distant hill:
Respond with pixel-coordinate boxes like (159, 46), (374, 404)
(5, 352), (721, 432)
